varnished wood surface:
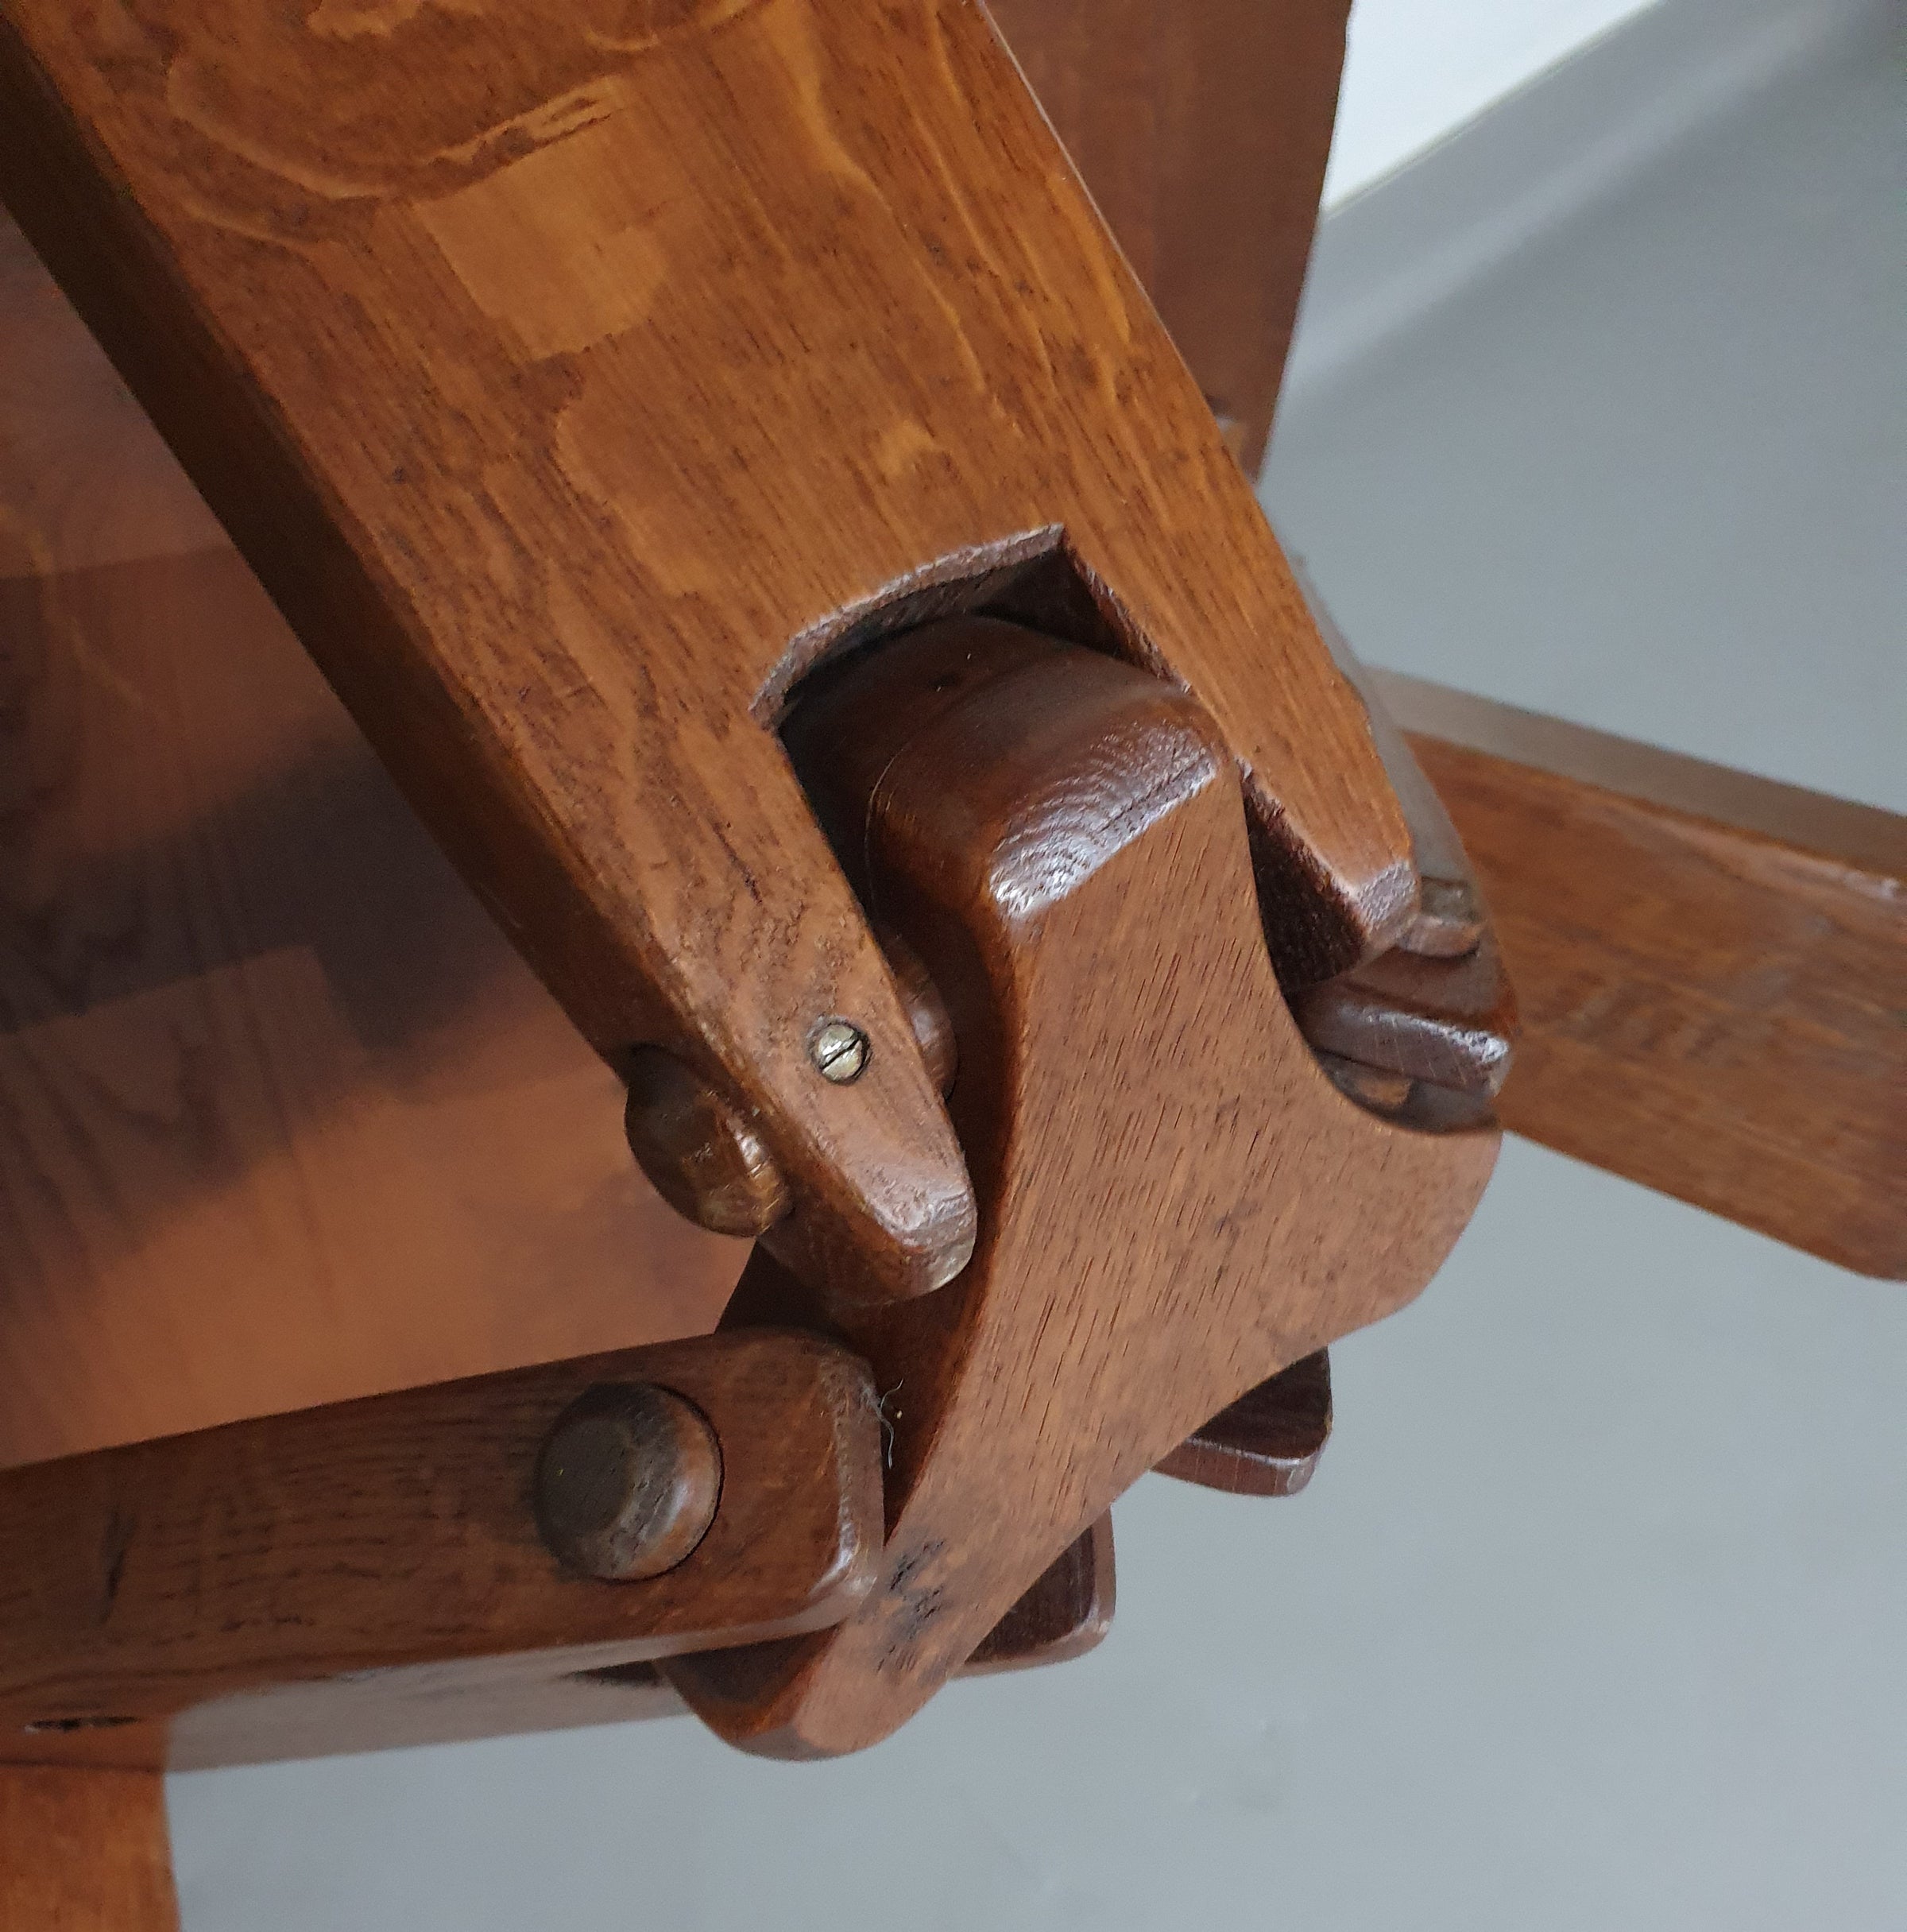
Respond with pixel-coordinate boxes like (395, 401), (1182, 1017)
(990, 0), (1350, 476)
(0, 206), (748, 1470)
(1379, 672), (1907, 1280)
(965, 1516), (1116, 1675)
(0, 0), (1424, 1318)
(0, 1765), (179, 1927)
(667, 621), (1498, 1755)
(1292, 935), (1518, 1098)
(127, 1520), (1110, 1768)
(0, 1330), (880, 1765)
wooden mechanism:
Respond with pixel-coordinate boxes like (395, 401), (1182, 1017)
(0, 0), (1899, 1906)
(665, 619), (1496, 1754)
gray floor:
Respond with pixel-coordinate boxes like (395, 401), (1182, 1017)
(169, 6), (1907, 1924)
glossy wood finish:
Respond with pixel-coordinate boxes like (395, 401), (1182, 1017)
(0, 1330), (881, 1764)
(1293, 936), (1518, 1099)
(0, 0), (1425, 1319)
(990, 0), (1351, 475)
(1380, 672), (1907, 1280)
(533, 1382), (725, 1583)
(1158, 1350), (1333, 1496)
(0, 207), (748, 1472)
(0, 1765), (179, 1927)
(667, 620), (1499, 1756)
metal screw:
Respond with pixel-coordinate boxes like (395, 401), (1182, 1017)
(810, 1019), (869, 1083)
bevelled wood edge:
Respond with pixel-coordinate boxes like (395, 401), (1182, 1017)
(965, 1516), (1116, 1674)
(1157, 1350), (1333, 1496)
(1378, 669), (1907, 881)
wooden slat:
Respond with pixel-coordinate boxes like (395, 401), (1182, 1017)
(0, 1765), (179, 1929)
(146, 1517), (1115, 1769)
(965, 1516), (1116, 1675)
(1156, 1349), (1333, 1496)
(0, 1330), (881, 1764)
(1379, 671), (1907, 1280)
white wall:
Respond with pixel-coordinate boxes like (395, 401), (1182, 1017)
(1326, 0), (1665, 203)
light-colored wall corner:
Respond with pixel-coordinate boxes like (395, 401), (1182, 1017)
(1326, 0), (1666, 207)
(1294, 0), (1896, 402)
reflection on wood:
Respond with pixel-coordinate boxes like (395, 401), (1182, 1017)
(0, 211), (743, 1469)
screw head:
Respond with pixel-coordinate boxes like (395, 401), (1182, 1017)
(809, 1019), (869, 1083)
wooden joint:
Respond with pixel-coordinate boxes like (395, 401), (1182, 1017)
(661, 618), (1499, 1756)
(0, 1329), (882, 1767)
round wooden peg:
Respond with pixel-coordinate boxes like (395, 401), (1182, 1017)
(535, 1382), (723, 1583)
(624, 1049), (791, 1237)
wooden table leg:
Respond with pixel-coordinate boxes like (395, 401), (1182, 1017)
(0, 1764), (179, 1929)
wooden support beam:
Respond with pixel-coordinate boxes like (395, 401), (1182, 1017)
(0, 1330), (882, 1763)
(1379, 671), (1907, 1280)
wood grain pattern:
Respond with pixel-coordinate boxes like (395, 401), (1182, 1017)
(0, 1765), (178, 1927)
(991, 0), (1349, 478)
(1379, 671), (1907, 1279)
(0, 0), (1422, 1316)
(667, 620), (1498, 1756)
(0, 1329), (881, 1763)
(0, 206), (749, 1471)
(1291, 935), (1518, 1098)
(108, 1520), (1112, 1769)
